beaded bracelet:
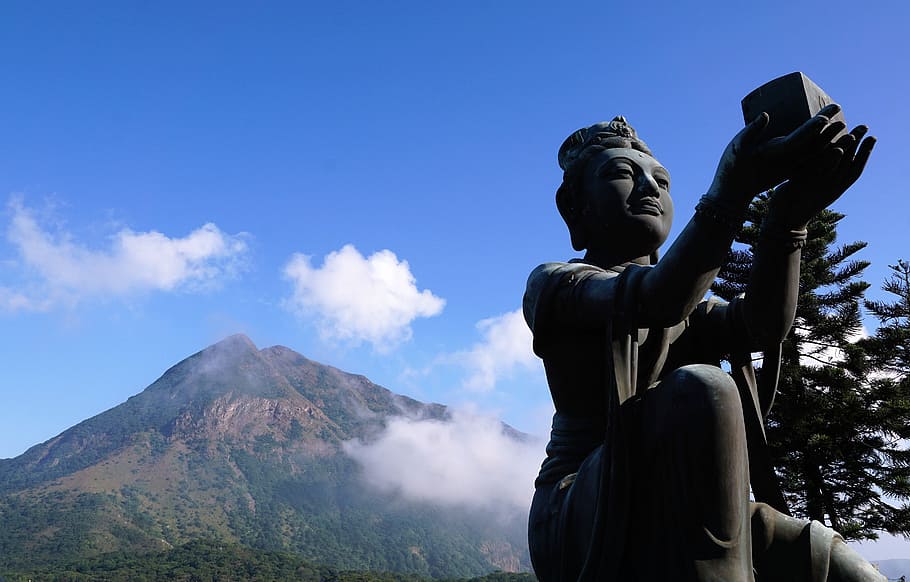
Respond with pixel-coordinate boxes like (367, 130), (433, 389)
(694, 195), (745, 234)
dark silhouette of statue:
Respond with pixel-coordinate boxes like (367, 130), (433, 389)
(525, 82), (884, 580)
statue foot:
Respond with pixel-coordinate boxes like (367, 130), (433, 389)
(828, 538), (886, 582)
(751, 505), (886, 582)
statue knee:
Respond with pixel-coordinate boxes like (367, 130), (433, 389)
(658, 364), (746, 459)
(664, 364), (740, 412)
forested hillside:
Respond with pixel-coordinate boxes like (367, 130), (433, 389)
(0, 539), (538, 582)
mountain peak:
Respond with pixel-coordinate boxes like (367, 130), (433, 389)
(207, 333), (257, 352)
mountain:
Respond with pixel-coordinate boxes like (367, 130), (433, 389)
(0, 335), (530, 578)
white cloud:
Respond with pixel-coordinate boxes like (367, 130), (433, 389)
(796, 320), (868, 369)
(283, 244), (444, 351)
(344, 409), (541, 515)
(0, 286), (51, 312)
(2, 198), (248, 311)
(459, 309), (540, 392)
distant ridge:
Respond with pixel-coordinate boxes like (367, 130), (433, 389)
(874, 558), (910, 579)
(0, 334), (528, 578)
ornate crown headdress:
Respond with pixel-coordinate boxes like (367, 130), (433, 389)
(557, 116), (652, 172)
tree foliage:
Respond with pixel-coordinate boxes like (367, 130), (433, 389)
(0, 539), (538, 582)
(714, 195), (910, 540)
(857, 259), (910, 536)
(865, 260), (910, 377)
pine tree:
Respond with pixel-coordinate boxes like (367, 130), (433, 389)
(865, 260), (910, 377)
(856, 260), (910, 537)
(714, 195), (910, 541)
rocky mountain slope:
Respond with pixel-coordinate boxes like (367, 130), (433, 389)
(0, 335), (529, 578)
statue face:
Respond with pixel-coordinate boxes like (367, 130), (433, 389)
(578, 147), (674, 257)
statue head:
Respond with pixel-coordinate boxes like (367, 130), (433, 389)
(556, 117), (673, 264)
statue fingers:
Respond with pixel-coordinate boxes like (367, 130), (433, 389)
(761, 112), (832, 163)
(817, 134), (876, 202)
(818, 120), (847, 144)
(855, 134), (876, 165)
(821, 127), (865, 182)
(795, 130), (850, 178)
(790, 103), (841, 142)
(737, 111), (770, 150)
(794, 102), (840, 134)
(756, 104), (841, 159)
(846, 124), (869, 144)
(816, 103), (842, 120)
(840, 135), (876, 188)
(831, 133), (857, 156)
(831, 125), (866, 159)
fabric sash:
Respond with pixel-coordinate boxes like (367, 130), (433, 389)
(572, 265), (647, 580)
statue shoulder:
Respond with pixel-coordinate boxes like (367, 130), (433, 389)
(525, 261), (607, 300)
(527, 260), (610, 285)
(523, 261), (617, 334)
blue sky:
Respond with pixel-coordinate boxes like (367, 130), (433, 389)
(1, 0), (908, 560)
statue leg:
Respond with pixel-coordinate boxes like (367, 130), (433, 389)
(529, 482), (562, 582)
(529, 443), (617, 581)
(633, 364), (754, 582)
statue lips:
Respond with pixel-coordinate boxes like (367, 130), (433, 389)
(629, 198), (663, 216)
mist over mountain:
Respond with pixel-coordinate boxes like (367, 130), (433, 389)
(0, 335), (535, 578)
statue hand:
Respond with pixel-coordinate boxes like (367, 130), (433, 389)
(708, 104), (845, 209)
(767, 125), (876, 230)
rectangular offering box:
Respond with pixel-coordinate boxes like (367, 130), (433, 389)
(742, 72), (847, 139)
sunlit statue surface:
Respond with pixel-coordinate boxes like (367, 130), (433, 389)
(524, 79), (884, 580)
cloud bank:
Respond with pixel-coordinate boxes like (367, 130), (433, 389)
(283, 244), (444, 351)
(459, 309), (540, 392)
(344, 410), (541, 515)
(2, 199), (248, 311)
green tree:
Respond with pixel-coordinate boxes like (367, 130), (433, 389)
(864, 260), (910, 376)
(856, 259), (910, 536)
(715, 197), (910, 540)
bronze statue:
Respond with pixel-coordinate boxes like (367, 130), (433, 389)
(525, 83), (883, 580)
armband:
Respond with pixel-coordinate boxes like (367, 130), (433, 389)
(759, 219), (808, 251)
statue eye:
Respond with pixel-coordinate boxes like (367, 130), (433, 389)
(595, 158), (638, 180)
(600, 164), (633, 179)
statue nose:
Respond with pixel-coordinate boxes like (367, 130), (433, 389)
(638, 173), (661, 197)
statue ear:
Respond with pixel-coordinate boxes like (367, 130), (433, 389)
(556, 182), (587, 251)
